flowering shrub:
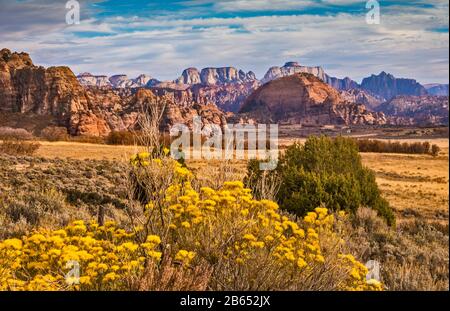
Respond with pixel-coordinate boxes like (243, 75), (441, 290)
(0, 156), (383, 291)
(160, 176), (382, 291)
(0, 221), (161, 291)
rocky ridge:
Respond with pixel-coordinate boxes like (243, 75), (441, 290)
(0, 48), (226, 136)
(361, 71), (428, 101)
(424, 84), (449, 96)
(240, 73), (386, 126)
(77, 72), (160, 88)
(176, 67), (257, 85)
(375, 95), (449, 126)
(339, 88), (384, 110)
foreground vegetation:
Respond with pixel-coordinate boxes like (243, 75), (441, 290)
(0, 151), (448, 290)
(1, 154), (383, 291)
(0, 115), (448, 291)
(356, 139), (440, 156)
(246, 136), (395, 225)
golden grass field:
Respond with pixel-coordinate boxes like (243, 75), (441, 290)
(35, 138), (449, 224)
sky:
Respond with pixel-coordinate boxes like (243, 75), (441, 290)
(0, 0), (448, 84)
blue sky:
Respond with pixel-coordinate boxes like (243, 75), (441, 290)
(0, 0), (448, 83)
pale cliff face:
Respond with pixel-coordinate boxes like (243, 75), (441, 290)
(262, 62), (327, 84)
(77, 73), (111, 87)
(177, 67), (258, 86)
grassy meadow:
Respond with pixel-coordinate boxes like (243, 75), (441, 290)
(32, 138), (449, 225)
(0, 134), (448, 291)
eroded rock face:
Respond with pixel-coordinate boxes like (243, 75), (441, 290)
(0, 49), (227, 136)
(77, 73), (111, 87)
(176, 66), (257, 86)
(328, 76), (359, 91)
(262, 62), (359, 91)
(340, 88), (384, 110)
(168, 66), (261, 112)
(149, 81), (260, 113)
(263, 62), (327, 84)
(77, 73), (159, 89)
(176, 68), (202, 85)
(375, 95), (449, 126)
(240, 73), (386, 126)
(0, 48), (88, 127)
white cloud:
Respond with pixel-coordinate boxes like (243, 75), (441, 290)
(0, 0), (448, 84)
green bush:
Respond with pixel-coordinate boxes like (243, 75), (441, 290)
(245, 136), (395, 226)
(356, 139), (440, 156)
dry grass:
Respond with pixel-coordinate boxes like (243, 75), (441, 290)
(32, 138), (449, 225)
(35, 141), (142, 161)
(360, 146), (449, 224)
(1, 135), (448, 291)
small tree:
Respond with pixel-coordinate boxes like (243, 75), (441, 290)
(431, 144), (441, 157)
(245, 136), (395, 226)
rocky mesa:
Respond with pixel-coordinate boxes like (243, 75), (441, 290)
(240, 73), (386, 126)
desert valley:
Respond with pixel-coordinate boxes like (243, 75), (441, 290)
(0, 45), (448, 292)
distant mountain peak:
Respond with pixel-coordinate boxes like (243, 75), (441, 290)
(176, 66), (258, 86)
(284, 61), (301, 67)
(361, 72), (427, 100)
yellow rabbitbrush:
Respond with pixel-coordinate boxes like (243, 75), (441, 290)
(0, 221), (162, 291)
(0, 158), (382, 291)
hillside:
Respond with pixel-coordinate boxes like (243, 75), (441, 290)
(239, 73), (386, 125)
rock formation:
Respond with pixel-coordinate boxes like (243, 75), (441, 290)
(361, 71), (427, 101)
(424, 84), (449, 96)
(327, 76), (359, 91)
(340, 88), (384, 110)
(0, 48), (226, 136)
(0, 48), (87, 125)
(77, 73), (111, 87)
(77, 73), (159, 88)
(169, 66), (260, 112)
(262, 62), (359, 91)
(375, 95), (449, 126)
(240, 73), (386, 125)
(176, 68), (202, 85)
(176, 66), (257, 86)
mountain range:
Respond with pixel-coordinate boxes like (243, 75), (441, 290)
(424, 83), (449, 96)
(1, 48), (448, 137)
(77, 62), (448, 113)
